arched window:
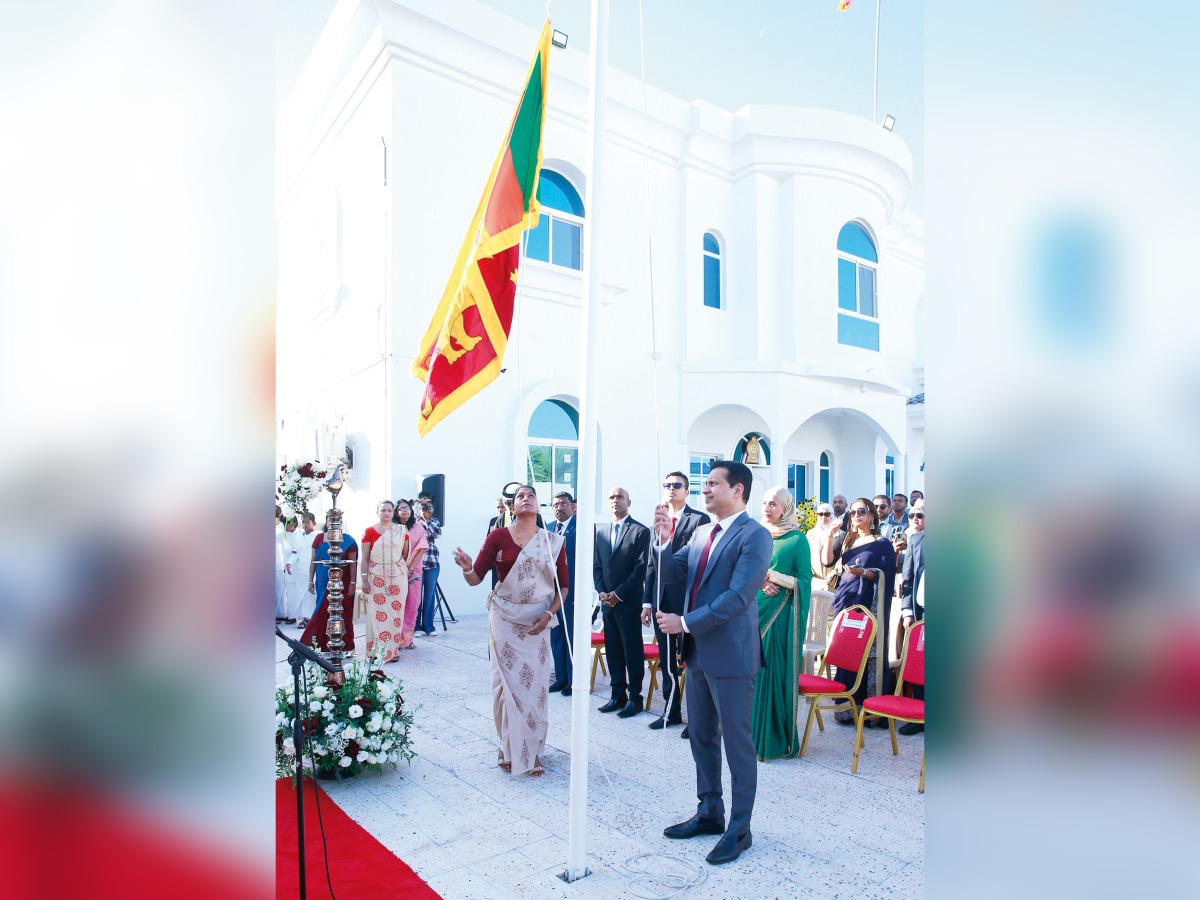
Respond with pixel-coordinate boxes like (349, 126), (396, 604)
(703, 232), (722, 309)
(787, 461), (809, 504)
(523, 170), (584, 270)
(819, 451), (832, 503)
(884, 454), (896, 498)
(527, 399), (579, 504)
(837, 222), (879, 351)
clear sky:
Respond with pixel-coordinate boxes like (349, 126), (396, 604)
(278, 0), (924, 213)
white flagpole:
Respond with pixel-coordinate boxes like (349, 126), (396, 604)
(872, 0), (881, 123)
(564, 0), (609, 883)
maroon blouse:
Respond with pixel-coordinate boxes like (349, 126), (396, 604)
(472, 528), (569, 588)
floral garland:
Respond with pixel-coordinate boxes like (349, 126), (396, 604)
(795, 498), (818, 533)
(275, 638), (415, 779)
(277, 458), (329, 518)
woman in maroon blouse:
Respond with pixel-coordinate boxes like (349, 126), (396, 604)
(453, 485), (569, 776)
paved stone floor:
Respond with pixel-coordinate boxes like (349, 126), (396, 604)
(276, 613), (923, 899)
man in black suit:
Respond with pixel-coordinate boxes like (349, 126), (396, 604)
(594, 486), (651, 718)
(899, 504), (925, 735)
(548, 491), (576, 696)
(654, 460), (772, 866)
(486, 497), (507, 588)
(641, 470), (710, 731)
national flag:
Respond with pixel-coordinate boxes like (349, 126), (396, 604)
(411, 20), (551, 437)
(838, 0), (853, 10)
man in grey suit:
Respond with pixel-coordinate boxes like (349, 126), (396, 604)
(654, 460), (772, 866)
(641, 470), (710, 731)
(594, 486), (651, 718)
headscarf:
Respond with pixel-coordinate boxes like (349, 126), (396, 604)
(762, 485), (798, 538)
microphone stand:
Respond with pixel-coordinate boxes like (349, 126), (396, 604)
(277, 627), (339, 900)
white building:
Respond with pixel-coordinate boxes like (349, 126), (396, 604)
(277, 0), (925, 616)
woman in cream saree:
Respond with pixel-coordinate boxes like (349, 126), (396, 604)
(453, 485), (568, 776)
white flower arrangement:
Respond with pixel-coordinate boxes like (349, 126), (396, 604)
(275, 639), (416, 780)
(276, 458), (330, 518)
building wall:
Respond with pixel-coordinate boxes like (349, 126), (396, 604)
(277, 0), (925, 616)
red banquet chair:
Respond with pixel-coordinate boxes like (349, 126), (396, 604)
(853, 620), (925, 792)
(797, 604), (878, 758)
(643, 640), (660, 711)
(589, 631), (608, 691)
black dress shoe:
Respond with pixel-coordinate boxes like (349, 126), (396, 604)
(560, 686), (572, 697)
(706, 830), (752, 865)
(681, 725), (689, 739)
(898, 722), (924, 735)
(663, 814), (725, 839)
(548, 681), (566, 693)
(598, 697), (627, 713)
(617, 699), (642, 718)
(648, 714), (683, 730)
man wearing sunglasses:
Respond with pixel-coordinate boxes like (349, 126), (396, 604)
(642, 472), (711, 733)
(899, 504), (925, 734)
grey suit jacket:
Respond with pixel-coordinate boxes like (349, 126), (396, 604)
(659, 510), (772, 678)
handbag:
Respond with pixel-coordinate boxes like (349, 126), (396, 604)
(825, 567), (841, 591)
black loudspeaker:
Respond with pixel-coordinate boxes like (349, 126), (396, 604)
(416, 474), (445, 524)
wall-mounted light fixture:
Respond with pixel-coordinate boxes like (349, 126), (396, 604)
(551, 30), (568, 49)
(881, 114), (896, 131)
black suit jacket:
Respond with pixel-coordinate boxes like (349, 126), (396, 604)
(642, 505), (711, 615)
(550, 517), (577, 606)
(593, 516), (650, 608)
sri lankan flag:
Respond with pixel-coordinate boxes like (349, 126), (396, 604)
(412, 20), (551, 437)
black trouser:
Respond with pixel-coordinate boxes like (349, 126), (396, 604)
(653, 624), (685, 715)
(601, 600), (644, 702)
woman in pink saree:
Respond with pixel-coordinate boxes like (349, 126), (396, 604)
(394, 499), (427, 650)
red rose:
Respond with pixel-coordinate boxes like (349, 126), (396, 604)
(354, 698), (374, 713)
(368, 670), (386, 682)
(345, 740), (360, 758)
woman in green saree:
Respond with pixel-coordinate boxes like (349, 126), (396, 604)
(751, 486), (812, 760)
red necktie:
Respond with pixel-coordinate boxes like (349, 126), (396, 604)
(688, 523), (722, 611)
(669, 516), (677, 541)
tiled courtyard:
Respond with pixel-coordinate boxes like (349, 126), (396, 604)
(276, 614), (923, 899)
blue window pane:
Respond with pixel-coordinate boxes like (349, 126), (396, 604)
(703, 232), (720, 254)
(820, 451), (830, 466)
(837, 313), (880, 351)
(838, 259), (857, 311)
(525, 216), (549, 261)
(690, 459), (702, 477)
(820, 469), (830, 503)
(529, 400), (579, 440)
(538, 171), (585, 216)
(837, 222), (878, 262)
(704, 254), (721, 308)
(886, 455), (895, 465)
(551, 219), (581, 269)
(858, 266), (876, 317)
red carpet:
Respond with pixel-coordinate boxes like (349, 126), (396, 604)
(276, 778), (442, 899)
